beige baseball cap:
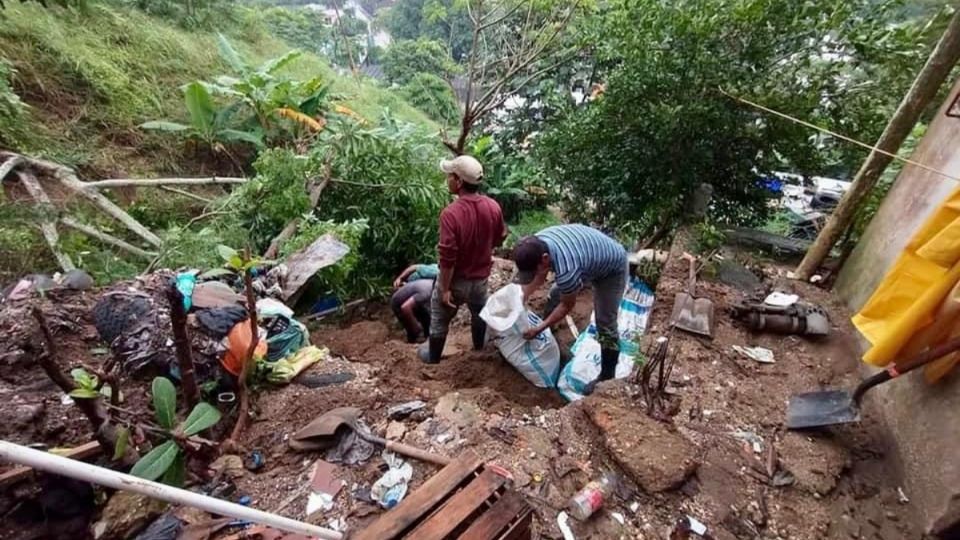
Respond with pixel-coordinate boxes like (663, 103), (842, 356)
(439, 155), (484, 184)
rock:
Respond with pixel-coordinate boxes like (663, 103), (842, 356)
(209, 454), (246, 479)
(386, 421), (406, 441)
(62, 269), (95, 290)
(583, 398), (698, 492)
(91, 491), (167, 540)
(434, 392), (480, 428)
(779, 432), (849, 495)
(5, 402), (44, 427)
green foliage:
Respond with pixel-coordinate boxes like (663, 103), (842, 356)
(0, 59), (27, 147)
(691, 222), (725, 254)
(505, 209), (561, 249)
(131, 376), (222, 485)
(400, 72), (459, 125)
(384, 0), (472, 61)
(535, 0), (950, 233)
(69, 368), (100, 399)
(258, 6), (333, 54)
(468, 135), (550, 223)
(141, 81), (263, 150)
(282, 218), (370, 299)
(382, 38), (457, 85)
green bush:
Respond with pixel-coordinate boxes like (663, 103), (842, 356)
(400, 72), (459, 126)
(382, 38), (458, 85)
(505, 209), (561, 249)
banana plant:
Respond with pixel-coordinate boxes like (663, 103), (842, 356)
(140, 81), (263, 150)
(128, 377), (221, 486)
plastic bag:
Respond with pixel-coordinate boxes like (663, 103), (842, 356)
(480, 284), (561, 388)
(558, 277), (654, 401)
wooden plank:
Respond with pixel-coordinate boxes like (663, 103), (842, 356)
(354, 451), (484, 540)
(409, 468), (508, 540)
(0, 441), (101, 486)
(457, 491), (528, 540)
(500, 507), (533, 540)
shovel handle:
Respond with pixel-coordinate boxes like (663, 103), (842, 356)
(853, 335), (960, 404)
(384, 440), (452, 466)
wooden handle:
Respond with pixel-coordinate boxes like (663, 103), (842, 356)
(385, 441), (452, 466)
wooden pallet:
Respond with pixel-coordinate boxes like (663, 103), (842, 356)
(355, 451), (532, 540)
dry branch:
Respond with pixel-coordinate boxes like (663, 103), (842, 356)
(166, 284), (200, 409)
(16, 171), (75, 272)
(60, 217), (158, 259)
(84, 177), (247, 189)
(228, 256), (260, 446)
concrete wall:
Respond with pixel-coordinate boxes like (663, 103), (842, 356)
(836, 76), (960, 536)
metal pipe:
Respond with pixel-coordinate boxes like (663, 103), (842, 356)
(0, 441), (343, 540)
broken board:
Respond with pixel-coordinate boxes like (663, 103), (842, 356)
(355, 451), (532, 540)
(281, 234), (350, 303)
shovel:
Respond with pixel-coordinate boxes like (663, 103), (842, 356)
(787, 335), (960, 429)
(669, 253), (715, 337)
(290, 407), (451, 465)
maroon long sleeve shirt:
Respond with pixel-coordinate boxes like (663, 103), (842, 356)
(437, 194), (506, 280)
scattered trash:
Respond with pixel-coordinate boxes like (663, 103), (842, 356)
(731, 430), (764, 453)
(629, 501), (640, 513)
(810, 274), (823, 284)
(557, 511), (576, 540)
(210, 455), (246, 480)
(266, 346), (329, 384)
(244, 450), (264, 472)
(133, 511), (183, 540)
(196, 306), (248, 338)
(387, 400), (427, 420)
(732, 345), (775, 364)
(385, 421), (406, 441)
(325, 429), (376, 465)
(480, 284), (561, 388)
(295, 371), (354, 389)
(61, 394), (74, 405)
(282, 234), (350, 303)
(191, 281), (243, 309)
(628, 249), (669, 264)
(764, 291), (798, 307)
(568, 472), (618, 521)
(306, 492), (334, 515)
(261, 303), (309, 362)
(221, 320), (267, 376)
(731, 301), (830, 336)
(898, 487), (910, 504)
(559, 277), (654, 401)
(611, 512), (625, 525)
(686, 515), (708, 536)
(371, 451), (413, 509)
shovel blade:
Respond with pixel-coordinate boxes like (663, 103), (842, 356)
(786, 390), (860, 429)
(670, 292), (715, 337)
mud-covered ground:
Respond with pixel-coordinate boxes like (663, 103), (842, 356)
(0, 253), (931, 539)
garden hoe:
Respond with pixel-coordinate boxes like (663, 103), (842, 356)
(786, 335), (960, 429)
(669, 253), (715, 338)
(289, 407), (451, 465)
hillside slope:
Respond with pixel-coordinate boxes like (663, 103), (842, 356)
(0, 3), (436, 177)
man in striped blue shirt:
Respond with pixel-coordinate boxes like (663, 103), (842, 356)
(513, 224), (628, 391)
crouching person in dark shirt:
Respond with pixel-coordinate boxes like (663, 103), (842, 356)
(390, 263), (438, 343)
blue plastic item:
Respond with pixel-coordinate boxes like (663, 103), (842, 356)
(175, 273), (197, 311)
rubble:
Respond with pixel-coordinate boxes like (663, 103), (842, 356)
(779, 432), (850, 495)
(92, 492), (168, 540)
(583, 398), (698, 492)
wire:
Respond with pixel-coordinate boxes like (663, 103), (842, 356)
(718, 87), (960, 183)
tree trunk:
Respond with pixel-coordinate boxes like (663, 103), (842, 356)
(83, 177), (246, 189)
(60, 217), (157, 259)
(166, 284), (200, 410)
(229, 258), (260, 444)
(795, 9), (960, 280)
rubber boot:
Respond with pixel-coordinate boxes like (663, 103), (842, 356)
(583, 348), (620, 395)
(470, 314), (487, 351)
(419, 336), (446, 364)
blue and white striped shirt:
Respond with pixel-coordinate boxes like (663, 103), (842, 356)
(537, 224), (627, 295)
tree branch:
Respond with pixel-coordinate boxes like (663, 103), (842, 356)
(83, 177), (247, 189)
(16, 171), (75, 272)
(158, 186), (215, 204)
(228, 256), (260, 445)
(59, 217), (157, 259)
(166, 284), (200, 410)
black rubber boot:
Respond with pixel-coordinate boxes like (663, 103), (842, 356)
(470, 315), (487, 351)
(419, 336), (446, 364)
(598, 348), (619, 381)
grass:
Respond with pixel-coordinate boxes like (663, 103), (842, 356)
(0, 3), (439, 283)
(505, 209), (562, 248)
(0, 3), (436, 176)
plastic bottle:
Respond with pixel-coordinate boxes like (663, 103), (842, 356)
(568, 472), (618, 520)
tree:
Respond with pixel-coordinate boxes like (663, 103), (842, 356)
(444, 0), (585, 154)
(534, 0), (952, 235)
(383, 0), (473, 61)
(400, 72), (461, 124)
(382, 38), (458, 85)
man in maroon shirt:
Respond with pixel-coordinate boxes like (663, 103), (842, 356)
(420, 155), (507, 364)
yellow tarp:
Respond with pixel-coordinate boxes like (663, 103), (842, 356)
(852, 186), (960, 382)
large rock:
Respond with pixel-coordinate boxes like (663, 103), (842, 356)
(584, 398), (698, 492)
(779, 431), (849, 496)
(92, 491), (167, 540)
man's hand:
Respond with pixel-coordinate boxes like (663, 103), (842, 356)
(441, 289), (456, 308)
(393, 277), (403, 289)
(522, 325), (542, 340)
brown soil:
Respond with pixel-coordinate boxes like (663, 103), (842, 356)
(0, 253), (933, 539)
